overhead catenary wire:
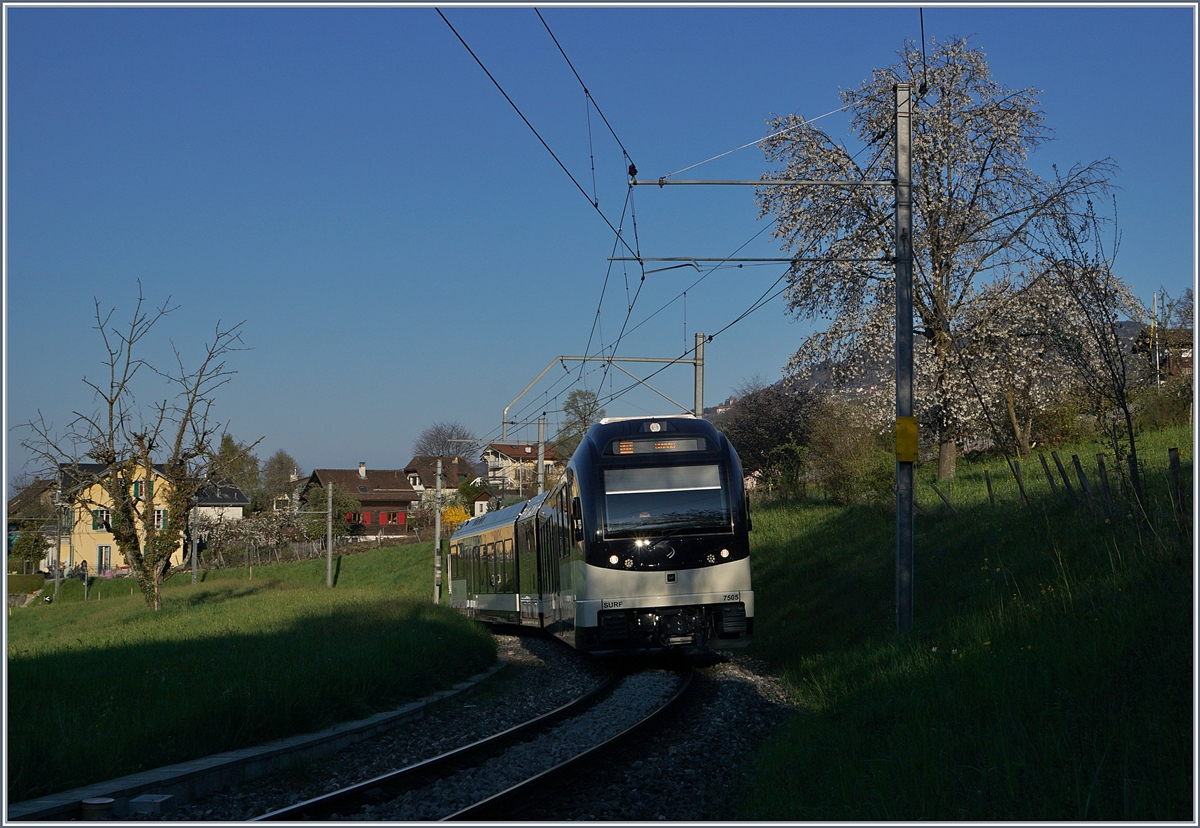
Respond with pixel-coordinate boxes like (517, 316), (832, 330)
(435, 8), (638, 260)
(591, 129), (898, 413)
(660, 103), (851, 180)
(523, 103), (891, 426)
(535, 8), (633, 165)
(616, 113), (894, 351)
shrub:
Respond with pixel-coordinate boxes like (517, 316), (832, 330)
(7, 574), (45, 594)
(807, 399), (894, 505)
(1133, 376), (1192, 431)
(1030, 399), (1099, 447)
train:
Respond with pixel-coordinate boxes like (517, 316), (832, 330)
(447, 414), (753, 655)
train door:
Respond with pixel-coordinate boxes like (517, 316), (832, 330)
(537, 504), (561, 632)
(517, 516), (540, 626)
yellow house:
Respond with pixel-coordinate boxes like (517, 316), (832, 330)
(59, 463), (184, 574)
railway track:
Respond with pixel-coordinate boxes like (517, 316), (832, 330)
(253, 666), (693, 821)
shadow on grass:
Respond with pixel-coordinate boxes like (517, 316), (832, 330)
(7, 599), (496, 804)
(178, 581), (286, 607)
(741, 461), (1192, 820)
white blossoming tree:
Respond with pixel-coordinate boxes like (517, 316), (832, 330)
(758, 37), (1114, 478)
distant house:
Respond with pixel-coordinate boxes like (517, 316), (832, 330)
(6, 478), (58, 563)
(194, 484), (250, 521)
(403, 456), (480, 493)
(7, 478), (57, 529)
(1135, 326), (1194, 378)
(56, 463), (184, 574)
(470, 489), (495, 517)
(272, 469), (308, 513)
(301, 463), (420, 537)
(481, 443), (558, 496)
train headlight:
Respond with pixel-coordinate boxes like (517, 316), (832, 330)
(635, 539), (649, 548)
(720, 548), (730, 558)
(609, 554), (620, 565)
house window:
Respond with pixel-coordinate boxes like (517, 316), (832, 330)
(358, 485), (367, 493)
(97, 545), (112, 572)
(346, 512), (363, 524)
(133, 480), (154, 499)
(408, 474), (420, 487)
(154, 509), (168, 530)
(92, 509), (111, 531)
(383, 512), (399, 525)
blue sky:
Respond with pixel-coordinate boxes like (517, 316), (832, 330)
(4, 4), (1195, 489)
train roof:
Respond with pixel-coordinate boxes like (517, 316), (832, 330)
(583, 415), (721, 445)
(449, 491), (549, 540)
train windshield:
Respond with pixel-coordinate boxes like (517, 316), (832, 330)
(602, 464), (730, 537)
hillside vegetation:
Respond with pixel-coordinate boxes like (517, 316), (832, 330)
(738, 424), (1192, 820)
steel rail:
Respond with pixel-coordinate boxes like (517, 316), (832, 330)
(442, 667), (695, 821)
(252, 670), (620, 821)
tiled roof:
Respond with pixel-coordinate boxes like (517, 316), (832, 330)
(6, 478), (56, 519)
(305, 468), (420, 506)
(195, 484), (251, 507)
(403, 456), (481, 487)
(57, 463), (164, 494)
(484, 443), (559, 462)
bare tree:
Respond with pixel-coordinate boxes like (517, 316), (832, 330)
(20, 285), (247, 610)
(552, 389), (606, 461)
(757, 36), (1114, 478)
(1031, 196), (1147, 503)
(412, 420), (479, 461)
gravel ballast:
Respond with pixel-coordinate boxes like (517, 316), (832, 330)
(165, 633), (792, 821)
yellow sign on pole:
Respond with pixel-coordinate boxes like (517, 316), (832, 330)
(895, 416), (919, 462)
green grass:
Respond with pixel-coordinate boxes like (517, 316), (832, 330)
(6, 542), (496, 803)
(738, 425), (1192, 820)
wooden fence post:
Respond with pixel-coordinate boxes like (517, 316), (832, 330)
(1051, 451), (1076, 499)
(1095, 454), (1115, 519)
(1039, 453), (1060, 496)
(1012, 460), (1031, 510)
(1072, 455), (1100, 516)
(1169, 448), (1187, 524)
(1128, 454), (1147, 523)
(984, 469), (995, 508)
(930, 481), (958, 514)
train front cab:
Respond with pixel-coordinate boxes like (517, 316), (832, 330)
(568, 416), (754, 655)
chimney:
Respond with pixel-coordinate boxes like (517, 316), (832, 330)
(358, 462), (367, 479)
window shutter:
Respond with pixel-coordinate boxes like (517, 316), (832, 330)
(92, 510), (100, 530)
(133, 481), (141, 499)
(363, 511), (371, 525)
(162, 510), (168, 529)
(147, 480), (153, 497)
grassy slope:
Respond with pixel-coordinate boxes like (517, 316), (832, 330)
(6, 542), (496, 802)
(739, 425), (1192, 820)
